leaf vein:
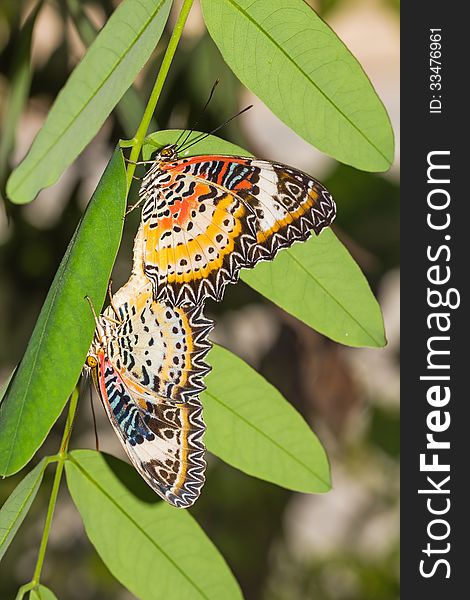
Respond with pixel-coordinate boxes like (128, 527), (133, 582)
(204, 389), (328, 487)
(225, 0), (389, 162)
(68, 456), (211, 600)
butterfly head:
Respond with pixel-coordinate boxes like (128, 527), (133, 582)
(84, 328), (106, 384)
(85, 328), (104, 374)
(83, 347), (102, 391)
(84, 295), (109, 374)
(85, 353), (98, 369)
(156, 144), (178, 162)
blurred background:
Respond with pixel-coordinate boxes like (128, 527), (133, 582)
(0, 0), (399, 598)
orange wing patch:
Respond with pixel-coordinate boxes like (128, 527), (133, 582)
(141, 170), (258, 304)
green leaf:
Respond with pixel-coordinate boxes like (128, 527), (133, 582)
(65, 450), (242, 600)
(30, 585), (58, 600)
(0, 0), (42, 197)
(0, 151), (126, 476)
(0, 459), (47, 562)
(204, 346), (331, 493)
(7, 0), (172, 204)
(242, 230), (386, 348)
(143, 131), (384, 347)
(66, 0), (157, 138)
(201, 0), (394, 172)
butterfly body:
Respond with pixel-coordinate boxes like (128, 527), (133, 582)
(138, 149), (336, 305)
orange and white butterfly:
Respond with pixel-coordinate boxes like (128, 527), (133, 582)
(85, 262), (212, 507)
(135, 144), (336, 306)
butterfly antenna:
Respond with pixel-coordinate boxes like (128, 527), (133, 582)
(89, 384), (100, 452)
(179, 104), (253, 153)
(176, 79), (220, 150)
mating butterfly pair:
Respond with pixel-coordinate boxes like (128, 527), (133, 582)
(85, 143), (336, 507)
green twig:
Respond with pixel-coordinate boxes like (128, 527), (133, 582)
(27, 387), (79, 591)
(126, 0), (194, 189)
(14, 581), (35, 600)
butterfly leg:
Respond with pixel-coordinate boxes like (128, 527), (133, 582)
(107, 280), (121, 321)
(125, 195), (146, 216)
(89, 383), (100, 452)
(85, 294), (120, 332)
(85, 295), (100, 325)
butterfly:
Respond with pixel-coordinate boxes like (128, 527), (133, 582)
(85, 267), (213, 507)
(135, 144), (336, 306)
(108, 242), (213, 403)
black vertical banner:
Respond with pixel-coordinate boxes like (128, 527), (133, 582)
(401, 4), (467, 598)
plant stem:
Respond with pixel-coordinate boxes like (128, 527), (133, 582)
(30, 386), (80, 586)
(31, 460), (63, 586)
(15, 582), (35, 600)
(126, 0), (194, 189)
(58, 385), (80, 456)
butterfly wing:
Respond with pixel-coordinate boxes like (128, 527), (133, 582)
(140, 163), (258, 304)
(139, 155), (336, 305)
(104, 294), (213, 404)
(235, 159), (337, 262)
(91, 352), (206, 508)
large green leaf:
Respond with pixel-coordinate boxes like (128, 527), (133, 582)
(143, 131), (384, 347)
(0, 459), (47, 562)
(7, 0), (171, 204)
(242, 230), (386, 348)
(201, 0), (394, 172)
(204, 346), (331, 493)
(0, 151), (126, 476)
(66, 0), (157, 138)
(65, 450), (242, 600)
